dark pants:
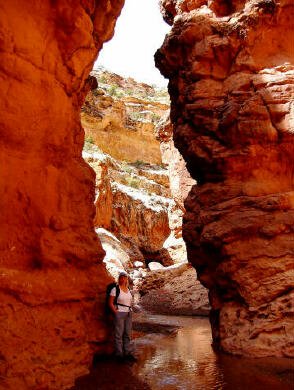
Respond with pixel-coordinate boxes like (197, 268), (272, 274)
(114, 311), (132, 356)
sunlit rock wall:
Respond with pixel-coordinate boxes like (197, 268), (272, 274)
(156, 0), (294, 357)
(0, 0), (124, 389)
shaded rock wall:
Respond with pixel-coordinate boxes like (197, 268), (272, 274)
(156, 0), (294, 357)
(156, 114), (196, 203)
(156, 115), (196, 264)
(0, 1), (124, 389)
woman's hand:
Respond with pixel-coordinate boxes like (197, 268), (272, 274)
(108, 296), (117, 315)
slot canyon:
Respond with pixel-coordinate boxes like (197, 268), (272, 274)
(0, 1), (293, 390)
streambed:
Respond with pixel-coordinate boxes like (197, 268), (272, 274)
(73, 314), (294, 390)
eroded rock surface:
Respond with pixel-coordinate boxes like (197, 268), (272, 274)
(156, 0), (294, 357)
(139, 263), (210, 315)
(0, 1), (124, 389)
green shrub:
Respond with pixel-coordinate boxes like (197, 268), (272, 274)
(136, 91), (148, 99)
(150, 113), (160, 123)
(107, 83), (120, 97)
(98, 75), (107, 83)
(129, 160), (147, 168)
(129, 111), (144, 121)
(121, 161), (132, 173)
(125, 88), (134, 96)
(125, 176), (140, 189)
(85, 135), (94, 144)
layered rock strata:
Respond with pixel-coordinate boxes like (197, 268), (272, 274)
(0, 1), (124, 389)
(81, 68), (169, 163)
(156, 0), (294, 357)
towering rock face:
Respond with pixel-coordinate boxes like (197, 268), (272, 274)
(156, 0), (294, 357)
(0, 1), (124, 389)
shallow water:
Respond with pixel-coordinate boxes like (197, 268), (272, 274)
(73, 314), (294, 390)
(132, 314), (294, 390)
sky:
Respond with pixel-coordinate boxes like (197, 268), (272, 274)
(94, 0), (171, 87)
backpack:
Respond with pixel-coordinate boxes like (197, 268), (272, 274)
(105, 282), (120, 315)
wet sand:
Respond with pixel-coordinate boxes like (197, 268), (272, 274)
(73, 314), (294, 390)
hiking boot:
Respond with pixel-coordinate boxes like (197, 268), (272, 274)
(124, 354), (137, 362)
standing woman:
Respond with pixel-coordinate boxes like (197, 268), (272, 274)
(108, 271), (136, 362)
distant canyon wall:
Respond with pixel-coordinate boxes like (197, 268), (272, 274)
(0, 1), (124, 389)
(81, 74), (169, 164)
(156, 0), (294, 357)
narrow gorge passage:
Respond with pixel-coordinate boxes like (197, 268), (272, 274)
(0, 0), (293, 389)
(73, 315), (294, 390)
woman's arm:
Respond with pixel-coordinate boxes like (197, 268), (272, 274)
(108, 295), (117, 315)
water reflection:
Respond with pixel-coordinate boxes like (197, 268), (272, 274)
(133, 315), (294, 390)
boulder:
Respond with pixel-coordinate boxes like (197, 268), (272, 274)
(139, 263), (210, 315)
(148, 262), (165, 271)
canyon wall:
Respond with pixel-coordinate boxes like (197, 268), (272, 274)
(82, 74), (209, 315)
(0, 1), (124, 389)
(81, 68), (169, 164)
(156, 0), (294, 357)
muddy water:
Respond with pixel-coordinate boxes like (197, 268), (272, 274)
(132, 314), (294, 390)
(74, 314), (294, 390)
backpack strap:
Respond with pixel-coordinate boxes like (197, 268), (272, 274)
(114, 284), (120, 306)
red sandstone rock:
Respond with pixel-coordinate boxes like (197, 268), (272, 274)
(91, 157), (113, 229)
(110, 183), (171, 256)
(0, 1), (124, 389)
(156, 0), (294, 357)
(156, 115), (196, 264)
(156, 114), (196, 203)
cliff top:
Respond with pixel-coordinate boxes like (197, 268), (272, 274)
(91, 66), (170, 105)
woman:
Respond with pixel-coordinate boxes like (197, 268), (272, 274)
(108, 271), (136, 362)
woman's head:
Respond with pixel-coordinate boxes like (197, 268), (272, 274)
(118, 271), (128, 286)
